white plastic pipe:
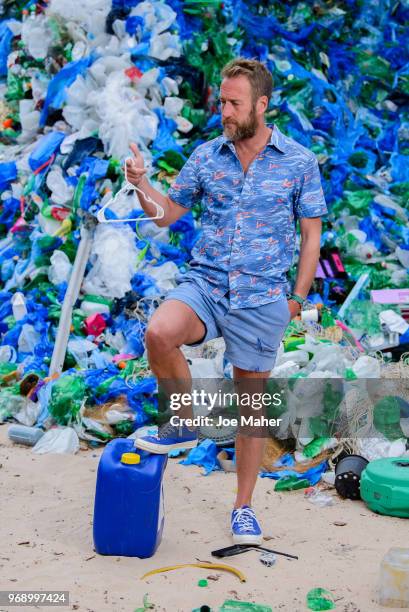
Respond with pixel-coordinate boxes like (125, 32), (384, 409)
(49, 221), (95, 376)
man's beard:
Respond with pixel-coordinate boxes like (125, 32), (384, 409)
(222, 105), (258, 141)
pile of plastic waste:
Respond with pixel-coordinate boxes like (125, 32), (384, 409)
(0, 0), (408, 453)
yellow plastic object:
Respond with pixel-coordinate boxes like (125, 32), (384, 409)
(141, 562), (246, 583)
(121, 452), (140, 465)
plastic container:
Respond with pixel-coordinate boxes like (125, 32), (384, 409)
(361, 457), (409, 517)
(8, 424), (44, 446)
(11, 291), (27, 321)
(379, 548), (409, 608)
(93, 438), (168, 558)
(219, 602), (273, 612)
(80, 294), (112, 316)
(335, 454), (369, 500)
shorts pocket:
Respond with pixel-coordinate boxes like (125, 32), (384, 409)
(285, 299), (292, 323)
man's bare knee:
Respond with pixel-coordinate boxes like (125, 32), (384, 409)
(145, 323), (176, 356)
(145, 300), (206, 353)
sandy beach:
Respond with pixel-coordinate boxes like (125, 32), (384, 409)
(0, 424), (407, 612)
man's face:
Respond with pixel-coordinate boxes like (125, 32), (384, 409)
(220, 75), (258, 141)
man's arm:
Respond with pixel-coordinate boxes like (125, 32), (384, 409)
(288, 217), (322, 317)
(133, 176), (191, 228)
(125, 143), (192, 228)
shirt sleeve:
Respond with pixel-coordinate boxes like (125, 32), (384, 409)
(167, 148), (202, 209)
(294, 155), (328, 218)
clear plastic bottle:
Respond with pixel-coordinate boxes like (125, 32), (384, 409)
(8, 424), (44, 446)
(304, 487), (334, 507)
(11, 292), (27, 321)
(379, 547), (409, 607)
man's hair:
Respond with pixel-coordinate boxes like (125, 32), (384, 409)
(221, 58), (273, 104)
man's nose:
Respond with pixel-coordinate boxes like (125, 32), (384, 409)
(222, 101), (233, 119)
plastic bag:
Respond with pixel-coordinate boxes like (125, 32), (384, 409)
(142, 261), (179, 292)
(0, 20), (15, 76)
(46, 167), (74, 205)
(351, 355), (381, 378)
(0, 161), (17, 189)
(67, 338), (98, 369)
(28, 132), (66, 172)
(48, 0), (112, 38)
(83, 224), (141, 298)
(48, 375), (86, 425)
(48, 251), (72, 285)
(15, 398), (41, 427)
(32, 427), (80, 454)
(19, 99), (40, 138)
(18, 324), (41, 354)
(179, 438), (220, 475)
(40, 56), (94, 126)
(21, 14), (54, 60)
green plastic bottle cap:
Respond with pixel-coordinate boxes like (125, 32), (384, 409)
(198, 579), (208, 587)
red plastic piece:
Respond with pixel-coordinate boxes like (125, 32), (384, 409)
(84, 314), (106, 337)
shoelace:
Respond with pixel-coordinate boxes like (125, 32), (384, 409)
(231, 507), (256, 533)
(156, 422), (179, 439)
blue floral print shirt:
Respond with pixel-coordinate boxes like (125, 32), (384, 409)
(167, 124), (328, 309)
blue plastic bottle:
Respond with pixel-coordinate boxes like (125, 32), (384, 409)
(93, 438), (168, 558)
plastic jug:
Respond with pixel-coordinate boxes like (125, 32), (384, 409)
(11, 291), (27, 321)
(93, 438), (168, 558)
(379, 548), (409, 608)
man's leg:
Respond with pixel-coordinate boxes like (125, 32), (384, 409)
(146, 298), (206, 412)
(229, 366), (270, 545)
(134, 299), (206, 453)
(233, 366), (270, 509)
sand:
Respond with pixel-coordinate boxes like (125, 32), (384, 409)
(0, 423), (407, 612)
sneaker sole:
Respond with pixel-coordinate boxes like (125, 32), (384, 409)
(134, 438), (198, 454)
(232, 533), (263, 546)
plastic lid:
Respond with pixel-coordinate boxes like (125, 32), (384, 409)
(121, 452), (140, 465)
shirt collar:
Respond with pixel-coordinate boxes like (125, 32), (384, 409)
(217, 123), (286, 154)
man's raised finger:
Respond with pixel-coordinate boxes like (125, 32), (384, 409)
(129, 142), (141, 160)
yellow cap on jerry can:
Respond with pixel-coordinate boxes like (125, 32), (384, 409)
(121, 452), (140, 465)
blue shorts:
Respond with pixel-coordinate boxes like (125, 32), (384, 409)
(164, 281), (291, 372)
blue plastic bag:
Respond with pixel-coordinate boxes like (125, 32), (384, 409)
(0, 162), (17, 189)
(260, 453), (328, 486)
(0, 20), (16, 76)
(40, 56), (94, 126)
(28, 132), (66, 172)
(179, 438), (220, 475)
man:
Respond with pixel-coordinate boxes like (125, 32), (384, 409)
(126, 58), (327, 544)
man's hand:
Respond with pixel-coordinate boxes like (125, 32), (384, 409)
(287, 299), (302, 320)
(125, 142), (147, 187)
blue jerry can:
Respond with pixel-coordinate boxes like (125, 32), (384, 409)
(93, 438), (168, 558)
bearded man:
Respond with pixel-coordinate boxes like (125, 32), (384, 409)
(126, 58), (327, 544)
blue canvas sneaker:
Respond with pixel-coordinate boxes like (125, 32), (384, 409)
(231, 505), (263, 545)
(134, 421), (198, 454)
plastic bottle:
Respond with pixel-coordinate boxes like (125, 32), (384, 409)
(11, 291), (27, 321)
(304, 487), (334, 507)
(8, 424), (44, 446)
(0, 345), (17, 363)
(379, 548), (409, 607)
(275, 475), (310, 491)
(80, 295), (111, 316)
(219, 601), (273, 612)
(93, 438), (168, 558)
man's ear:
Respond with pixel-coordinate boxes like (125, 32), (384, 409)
(256, 95), (269, 115)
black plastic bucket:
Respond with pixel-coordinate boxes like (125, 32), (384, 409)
(335, 454), (369, 500)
